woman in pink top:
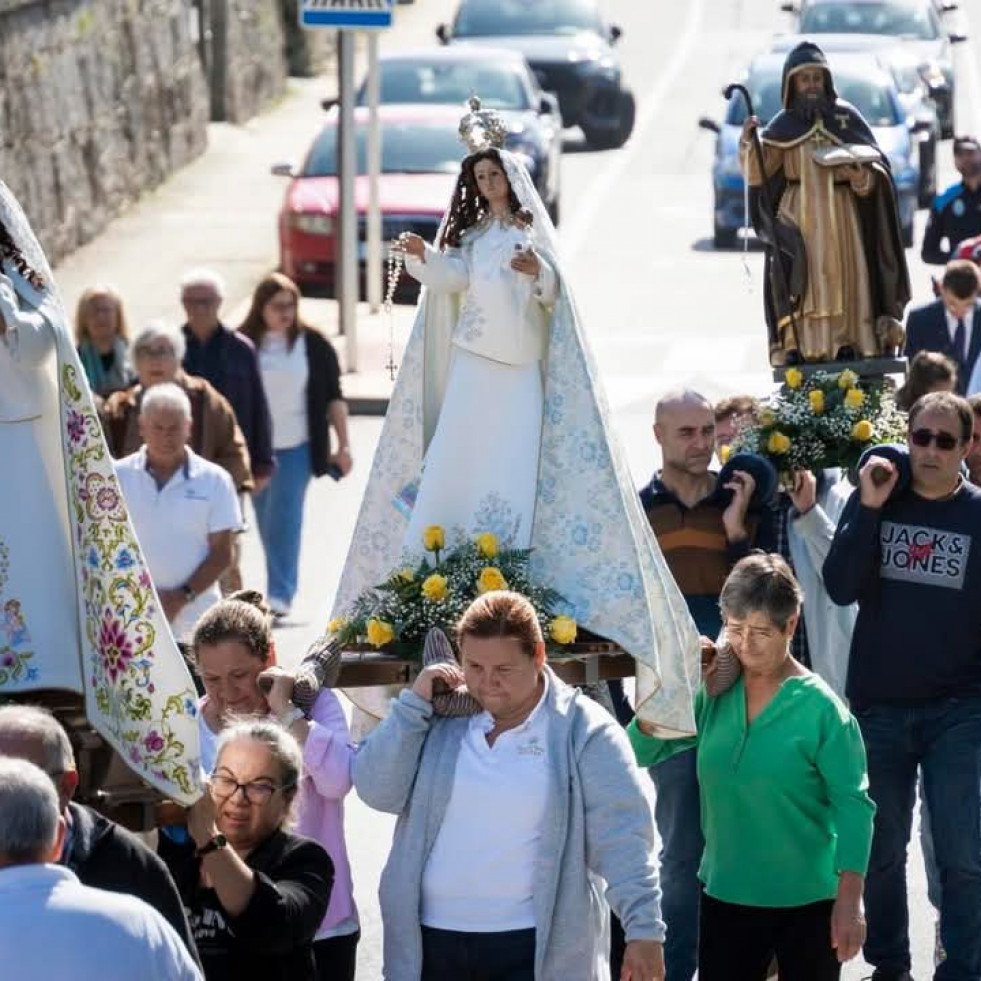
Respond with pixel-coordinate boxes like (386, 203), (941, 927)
(190, 591), (359, 980)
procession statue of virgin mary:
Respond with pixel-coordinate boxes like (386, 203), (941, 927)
(333, 100), (701, 735)
(0, 179), (200, 804)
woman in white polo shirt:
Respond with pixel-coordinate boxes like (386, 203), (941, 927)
(239, 273), (351, 618)
(353, 591), (667, 981)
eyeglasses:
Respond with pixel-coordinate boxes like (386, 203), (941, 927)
(910, 428), (961, 451)
(182, 296), (219, 308)
(209, 773), (294, 805)
(138, 346), (176, 359)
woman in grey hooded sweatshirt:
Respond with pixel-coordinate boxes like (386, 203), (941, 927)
(353, 590), (666, 981)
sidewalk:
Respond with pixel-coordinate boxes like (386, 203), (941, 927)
(51, 1), (454, 414)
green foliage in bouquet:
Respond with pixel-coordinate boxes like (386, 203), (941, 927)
(327, 527), (579, 656)
(729, 368), (907, 476)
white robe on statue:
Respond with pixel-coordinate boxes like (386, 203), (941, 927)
(332, 151), (701, 737)
(0, 181), (201, 805)
(402, 217), (555, 550)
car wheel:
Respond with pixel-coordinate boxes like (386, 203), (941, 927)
(582, 89), (636, 150)
(714, 223), (737, 249)
(902, 221), (915, 249)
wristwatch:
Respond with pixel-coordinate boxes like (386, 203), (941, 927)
(195, 833), (227, 858)
(278, 703), (305, 729)
(181, 584), (197, 603)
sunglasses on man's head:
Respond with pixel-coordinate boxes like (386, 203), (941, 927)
(910, 428), (960, 451)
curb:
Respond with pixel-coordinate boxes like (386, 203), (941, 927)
(348, 396), (391, 417)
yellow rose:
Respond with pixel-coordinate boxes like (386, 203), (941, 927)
(844, 388), (866, 410)
(421, 573), (448, 603)
(422, 525), (445, 552)
(718, 444), (732, 464)
(326, 617), (347, 635)
(808, 390), (825, 414)
(366, 618), (395, 648)
(851, 420), (874, 442)
(767, 431), (791, 455)
(395, 568), (415, 584)
(784, 368), (804, 389)
(838, 369), (859, 390)
(475, 532), (499, 558)
(477, 567), (508, 594)
(550, 615), (578, 645)
(759, 409), (776, 427)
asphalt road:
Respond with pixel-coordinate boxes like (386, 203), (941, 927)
(234, 0), (981, 975)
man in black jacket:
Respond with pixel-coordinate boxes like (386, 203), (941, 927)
(0, 704), (199, 965)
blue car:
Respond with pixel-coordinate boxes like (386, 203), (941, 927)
(699, 51), (918, 249)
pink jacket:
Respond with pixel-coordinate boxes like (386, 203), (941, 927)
(295, 689), (359, 935)
(197, 690), (358, 935)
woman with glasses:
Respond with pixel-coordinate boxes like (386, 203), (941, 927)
(159, 718), (334, 980)
(630, 554), (875, 980)
(239, 273), (351, 620)
(184, 593), (360, 981)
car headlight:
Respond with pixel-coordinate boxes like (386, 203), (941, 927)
(585, 56), (619, 81)
(290, 212), (334, 235)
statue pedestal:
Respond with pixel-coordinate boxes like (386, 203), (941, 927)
(772, 356), (907, 384)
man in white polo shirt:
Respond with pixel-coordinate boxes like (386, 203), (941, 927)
(115, 383), (242, 646)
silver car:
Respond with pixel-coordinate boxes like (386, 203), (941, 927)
(781, 0), (967, 136)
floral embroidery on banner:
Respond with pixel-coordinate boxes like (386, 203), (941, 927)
(0, 540), (37, 686)
(61, 363), (199, 800)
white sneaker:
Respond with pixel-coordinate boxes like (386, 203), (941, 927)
(269, 598), (291, 619)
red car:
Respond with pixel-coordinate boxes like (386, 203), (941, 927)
(273, 105), (463, 297)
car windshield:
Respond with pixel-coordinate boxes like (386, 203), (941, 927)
(369, 61), (531, 110)
(726, 69), (902, 126)
(799, 2), (940, 40)
(453, 0), (603, 37)
(304, 122), (463, 176)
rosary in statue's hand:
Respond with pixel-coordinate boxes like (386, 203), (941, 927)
(400, 232), (426, 261)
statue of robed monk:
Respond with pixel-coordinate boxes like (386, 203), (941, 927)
(739, 42), (911, 368)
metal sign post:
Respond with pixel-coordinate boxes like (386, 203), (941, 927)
(338, 31), (358, 367)
(299, 0), (393, 368)
(366, 33), (382, 314)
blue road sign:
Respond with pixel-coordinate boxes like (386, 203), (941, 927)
(300, 0), (393, 29)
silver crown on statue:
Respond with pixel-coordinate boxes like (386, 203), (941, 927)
(458, 96), (508, 154)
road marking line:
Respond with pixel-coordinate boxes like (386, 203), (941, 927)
(959, 11), (981, 135)
(562, 0), (706, 261)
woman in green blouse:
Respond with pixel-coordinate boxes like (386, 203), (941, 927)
(630, 553), (875, 980)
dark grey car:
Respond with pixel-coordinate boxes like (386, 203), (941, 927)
(437, 0), (636, 150)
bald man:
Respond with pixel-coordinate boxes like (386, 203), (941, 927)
(631, 389), (776, 981)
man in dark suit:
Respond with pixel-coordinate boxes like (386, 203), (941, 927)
(905, 259), (981, 394)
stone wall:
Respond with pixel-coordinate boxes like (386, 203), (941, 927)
(0, 0), (209, 263)
(204, 0), (288, 123)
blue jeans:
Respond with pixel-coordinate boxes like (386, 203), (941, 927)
(650, 747), (703, 981)
(252, 442), (312, 606)
(856, 697), (981, 980)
